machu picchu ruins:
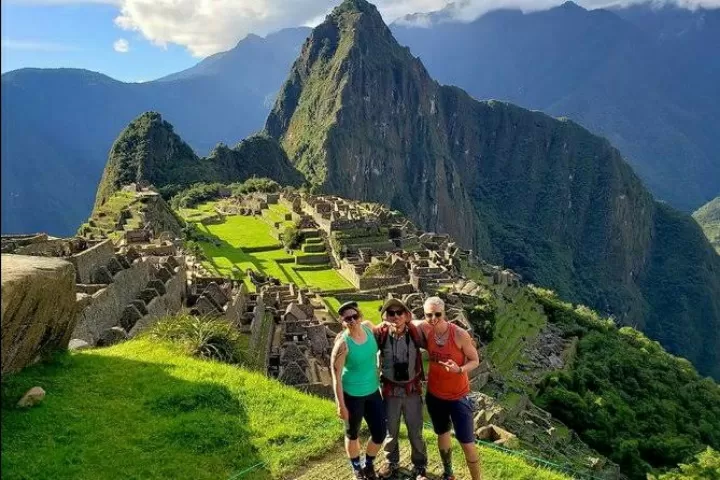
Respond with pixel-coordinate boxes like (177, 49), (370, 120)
(2, 184), (623, 479)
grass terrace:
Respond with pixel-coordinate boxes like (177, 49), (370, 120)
(1, 339), (339, 480)
(183, 203), (353, 292)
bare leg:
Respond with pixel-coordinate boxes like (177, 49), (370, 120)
(346, 437), (361, 459)
(460, 442), (482, 480)
(438, 432), (453, 476)
(366, 439), (382, 457)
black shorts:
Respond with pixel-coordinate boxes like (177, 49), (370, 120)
(344, 390), (386, 443)
(426, 391), (476, 444)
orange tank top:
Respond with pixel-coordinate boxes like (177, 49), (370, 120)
(426, 323), (470, 400)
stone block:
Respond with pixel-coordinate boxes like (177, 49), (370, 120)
(120, 305), (143, 331)
(138, 288), (160, 304)
(131, 300), (148, 315)
(68, 339), (91, 350)
(91, 266), (114, 285)
(116, 254), (131, 269)
(156, 266), (173, 283)
(1, 255), (78, 375)
(148, 279), (167, 296)
(96, 327), (128, 347)
(106, 257), (124, 276)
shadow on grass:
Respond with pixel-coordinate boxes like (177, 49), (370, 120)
(1, 350), (271, 480)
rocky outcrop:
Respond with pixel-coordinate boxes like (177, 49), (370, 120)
(1, 254), (78, 375)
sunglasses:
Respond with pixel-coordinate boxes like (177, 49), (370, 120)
(424, 312), (443, 318)
(386, 309), (406, 317)
(342, 313), (360, 323)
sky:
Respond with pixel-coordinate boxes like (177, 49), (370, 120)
(2, 0), (718, 83)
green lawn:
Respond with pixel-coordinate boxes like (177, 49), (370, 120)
(292, 267), (353, 292)
(197, 216), (281, 250)
(1, 339), (340, 480)
(324, 297), (385, 324)
(184, 210), (353, 293)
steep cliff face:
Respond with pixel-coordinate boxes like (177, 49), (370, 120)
(266, 0), (720, 378)
(96, 112), (304, 208)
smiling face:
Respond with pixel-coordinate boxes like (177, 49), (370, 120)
(341, 308), (361, 329)
(423, 302), (445, 327)
(384, 307), (409, 330)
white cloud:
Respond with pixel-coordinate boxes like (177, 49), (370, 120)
(78, 0), (720, 57)
(113, 38), (129, 52)
(0, 38), (82, 51)
(1, 0), (119, 5)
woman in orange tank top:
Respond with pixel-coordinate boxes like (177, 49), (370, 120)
(419, 296), (483, 480)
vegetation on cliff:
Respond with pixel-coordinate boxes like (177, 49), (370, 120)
(265, 0), (720, 379)
(532, 288), (720, 479)
(94, 112), (304, 209)
(693, 196), (720, 254)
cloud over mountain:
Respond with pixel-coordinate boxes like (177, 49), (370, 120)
(112, 0), (719, 57)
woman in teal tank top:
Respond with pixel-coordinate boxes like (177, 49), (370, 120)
(331, 301), (386, 480)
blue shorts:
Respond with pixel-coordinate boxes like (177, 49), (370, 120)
(426, 391), (476, 444)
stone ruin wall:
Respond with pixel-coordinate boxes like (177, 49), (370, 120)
(69, 240), (115, 284)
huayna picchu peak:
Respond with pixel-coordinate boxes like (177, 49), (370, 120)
(266, 0), (720, 380)
(95, 111), (304, 209)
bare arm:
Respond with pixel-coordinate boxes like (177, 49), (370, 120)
(458, 328), (480, 374)
(330, 335), (348, 413)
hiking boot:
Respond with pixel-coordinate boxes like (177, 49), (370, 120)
(410, 466), (428, 480)
(376, 462), (399, 479)
(352, 469), (367, 480)
(362, 463), (378, 480)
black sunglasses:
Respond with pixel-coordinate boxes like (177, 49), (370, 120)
(386, 309), (406, 317)
(342, 313), (360, 322)
(424, 312), (443, 318)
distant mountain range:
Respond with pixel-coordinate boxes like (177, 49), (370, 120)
(2, 1), (718, 236)
(391, 1), (720, 212)
(0, 28), (309, 235)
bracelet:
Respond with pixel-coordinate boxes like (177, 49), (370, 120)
(458, 365), (464, 374)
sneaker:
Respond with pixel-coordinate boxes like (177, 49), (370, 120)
(441, 474), (457, 480)
(376, 463), (399, 479)
(352, 469), (367, 480)
(410, 466), (428, 480)
(363, 464), (378, 480)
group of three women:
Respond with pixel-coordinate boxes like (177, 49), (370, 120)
(330, 297), (482, 480)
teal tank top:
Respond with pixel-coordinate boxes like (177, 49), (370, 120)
(342, 324), (380, 397)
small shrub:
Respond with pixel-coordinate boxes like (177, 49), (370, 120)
(282, 222), (303, 249)
(149, 314), (245, 364)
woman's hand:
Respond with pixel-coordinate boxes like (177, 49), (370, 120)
(337, 404), (349, 421)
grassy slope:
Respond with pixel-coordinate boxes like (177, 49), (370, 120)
(1, 339), (340, 480)
(324, 297), (384, 324)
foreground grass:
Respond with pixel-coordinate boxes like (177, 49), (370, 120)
(1, 339), (339, 480)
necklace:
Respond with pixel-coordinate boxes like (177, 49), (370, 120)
(434, 325), (449, 345)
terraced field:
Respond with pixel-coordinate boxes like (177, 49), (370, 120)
(183, 202), (352, 293)
(485, 287), (547, 380)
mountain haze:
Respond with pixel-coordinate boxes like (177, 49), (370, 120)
(266, 0), (720, 379)
(0, 28), (310, 236)
(391, 1), (720, 212)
